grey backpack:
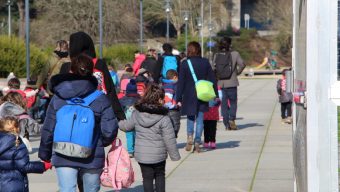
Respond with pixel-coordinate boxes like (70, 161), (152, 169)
(214, 52), (235, 80)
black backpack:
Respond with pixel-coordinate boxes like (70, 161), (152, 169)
(214, 52), (235, 80)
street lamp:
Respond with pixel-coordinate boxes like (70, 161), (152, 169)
(197, 17), (203, 57)
(99, 0), (103, 59)
(165, 0), (171, 43)
(183, 11), (189, 53)
(200, 0), (204, 57)
(7, 0), (12, 36)
(139, 0), (143, 53)
(25, 0), (30, 81)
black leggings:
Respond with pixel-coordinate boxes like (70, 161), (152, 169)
(139, 161), (166, 192)
(281, 102), (292, 119)
(204, 120), (217, 143)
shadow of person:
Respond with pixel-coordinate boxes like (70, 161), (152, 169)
(237, 123), (264, 130)
(215, 141), (241, 149)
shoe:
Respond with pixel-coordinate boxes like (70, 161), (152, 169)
(281, 118), (286, 124)
(185, 135), (193, 151)
(229, 120), (237, 130)
(193, 143), (200, 153)
(210, 142), (216, 149)
(129, 153), (134, 158)
(285, 117), (292, 124)
(203, 142), (210, 148)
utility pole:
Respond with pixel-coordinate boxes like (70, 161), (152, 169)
(209, 1), (212, 60)
(7, 0), (11, 36)
(183, 11), (189, 53)
(139, 0), (143, 53)
(165, 0), (171, 43)
(201, 0), (204, 57)
(99, 0), (103, 59)
(25, 0), (30, 81)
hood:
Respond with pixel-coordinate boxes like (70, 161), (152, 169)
(0, 102), (25, 117)
(134, 103), (168, 128)
(0, 133), (16, 154)
(49, 73), (98, 99)
(69, 31), (96, 58)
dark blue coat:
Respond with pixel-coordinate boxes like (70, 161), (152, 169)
(38, 74), (118, 169)
(0, 133), (45, 192)
(119, 94), (140, 111)
(176, 56), (218, 116)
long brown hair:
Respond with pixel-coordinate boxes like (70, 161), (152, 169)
(1, 92), (26, 110)
(136, 84), (165, 106)
(187, 41), (201, 57)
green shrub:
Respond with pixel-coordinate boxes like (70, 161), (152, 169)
(0, 35), (49, 78)
(99, 43), (138, 69)
(176, 34), (200, 52)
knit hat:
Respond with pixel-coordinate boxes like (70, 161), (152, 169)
(126, 79), (137, 95)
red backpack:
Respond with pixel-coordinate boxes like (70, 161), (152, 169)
(92, 58), (107, 94)
(23, 87), (36, 109)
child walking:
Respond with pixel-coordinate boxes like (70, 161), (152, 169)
(0, 116), (51, 192)
(203, 88), (222, 149)
(277, 69), (293, 124)
(119, 79), (141, 158)
(162, 69), (180, 138)
(119, 84), (180, 192)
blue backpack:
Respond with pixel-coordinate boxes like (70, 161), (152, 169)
(53, 90), (103, 158)
(161, 56), (178, 79)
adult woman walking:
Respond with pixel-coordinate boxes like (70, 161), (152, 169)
(39, 54), (118, 192)
(176, 41), (218, 153)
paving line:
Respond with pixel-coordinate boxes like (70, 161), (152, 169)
(248, 101), (278, 192)
(166, 80), (272, 180)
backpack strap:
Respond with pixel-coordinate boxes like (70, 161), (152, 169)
(92, 58), (98, 67)
(83, 90), (103, 106)
(187, 59), (198, 83)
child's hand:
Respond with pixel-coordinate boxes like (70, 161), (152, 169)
(214, 98), (221, 106)
(43, 160), (52, 171)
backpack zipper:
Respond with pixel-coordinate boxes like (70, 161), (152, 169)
(70, 113), (77, 140)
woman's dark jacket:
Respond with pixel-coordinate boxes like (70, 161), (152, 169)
(38, 74), (118, 169)
(141, 56), (162, 83)
(59, 31), (125, 120)
(176, 56), (218, 116)
(0, 133), (45, 192)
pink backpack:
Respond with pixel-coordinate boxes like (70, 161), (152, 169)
(100, 138), (135, 190)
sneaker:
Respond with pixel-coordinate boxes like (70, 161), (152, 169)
(203, 142), (210, 148)
(193, 143), (200, 153)
(229, 120), (237, 130)
(281, 118), (287, 124)
(285, 117), (292, 124)
(210, 142), (216, 149)
(129, 153), (134, 158)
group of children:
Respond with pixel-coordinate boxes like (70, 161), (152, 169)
(0, 77), (52, 191)
(117, 62), (221, 158)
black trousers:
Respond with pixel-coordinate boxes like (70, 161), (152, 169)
(138, 161), (166, 192)
(204, 120), (217, 143)
(281, 102), (292, 119)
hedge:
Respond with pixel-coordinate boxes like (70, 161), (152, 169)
(0, 35), (49, 78)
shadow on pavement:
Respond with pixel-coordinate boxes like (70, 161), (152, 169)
(237, 123), (263, 130)
(105, 185), (144, 192)
(215, 141), (241, 149)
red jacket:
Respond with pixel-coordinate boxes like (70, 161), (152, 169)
(133, 54), (146, 76)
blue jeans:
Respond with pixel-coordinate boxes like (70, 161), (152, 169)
(187, 111), (204, 144)
(221, 87), (238, 128)
(126, 131), (136, 154)
(56, 167), (101, 192)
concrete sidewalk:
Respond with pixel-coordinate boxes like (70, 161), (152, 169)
(27, 78), (293, 192)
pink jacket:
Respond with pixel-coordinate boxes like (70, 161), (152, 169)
(133, 54), (146, 76)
